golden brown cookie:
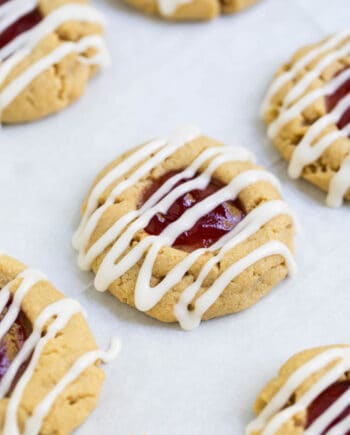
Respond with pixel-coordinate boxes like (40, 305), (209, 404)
(246, 345), (350, 435)
(0, 0), (108, 124)
(0, 253), (119, 434)
(73, 126), (296, 330)
(262, 33), (350, 207)
(123, 0), (260, 21)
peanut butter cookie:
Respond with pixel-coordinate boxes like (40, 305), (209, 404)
(247, 345), (350, 435)
(262, 32), (350, 207)
(73, 126), (296, 330)
(0, 0), (108, 124)
(0, 253), (119, 434)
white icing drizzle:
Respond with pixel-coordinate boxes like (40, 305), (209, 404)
(262, 32), (350, 207)
(73, 125), (201, 258)
(0, 269), (46, 343)
(261, 31), (350, 115)
(305, 388), (350, 435)
(157, 0), (192, 17)
(0, 1), (108, 115)
(0, 259), (120, 434)
(0, 0), (37, 34)
(74, 126), (296, 330)
(22, 338), (121, 435)
(246, 347), (350, 435)
(268, 67), (350, 140)
(326, 414), (350, 435)
(328, 154), (350, 207)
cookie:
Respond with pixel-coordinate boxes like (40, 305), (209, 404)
(0, 253), (120, 434)
(246, 345), (350, 435)
(73, 125), (296, 330)
(123, 0), (260, 21)
(0, 0), (108, 124)
(262, 32), (350, 207)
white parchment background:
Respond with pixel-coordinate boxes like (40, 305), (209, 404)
(1, 0), (349, 433)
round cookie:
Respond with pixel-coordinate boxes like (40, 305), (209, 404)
(0, 253), (119, 434)
(262, 32), (350, 207)
(123, 0), (260, 21)
(246, 345), (350, 435)
(73, 125), (296, 330)
(0, 0), (108, 124)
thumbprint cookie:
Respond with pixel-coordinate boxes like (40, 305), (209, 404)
(0, 0), (109, 124)
(0, 253), (120, 434)
(73, 127), (295, 329)
(123, 0), (260, 21)
(73, 126), (296, 330)
(262, 33), (350, 207)
(246, 345), (350, 435)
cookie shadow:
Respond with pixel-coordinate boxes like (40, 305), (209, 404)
(82, 277), (182, 331)
(98, 0), (133, 15)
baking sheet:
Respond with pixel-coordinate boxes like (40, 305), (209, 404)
(1, 0), (350, 433)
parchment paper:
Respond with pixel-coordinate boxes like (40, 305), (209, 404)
(1, 0), (349, 433)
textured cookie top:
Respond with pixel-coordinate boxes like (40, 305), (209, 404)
(0, 0), (108, 123)
(123, 0), (260, 21)
(246, 345), (350, 435)
(74, 126), (296, 330)
(0, 254), (119, 434)
(262, 32), (350, 208)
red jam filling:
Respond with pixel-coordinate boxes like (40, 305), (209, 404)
(0, 302), (29, 386)
(326, 68), (350, 131)
(140, 171), (245, 251)
(0, 1), (42, 50)
(306, 380), (350, 434)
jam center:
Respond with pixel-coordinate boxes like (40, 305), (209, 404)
(0, 1), (42, 50)
(140, 171), (245, 251)
(0, 302), (29, 390)
(306, 380), (350, 434)
(326, 68), (350, 131)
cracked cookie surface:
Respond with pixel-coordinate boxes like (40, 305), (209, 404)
(73, 126), (296, 330)
(246, 345), (350, 435)
(0, 0), (108, 124)
(0, 253), (118, 434)
(262, 33), (350, 207)
(123, 0), (260, 21)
